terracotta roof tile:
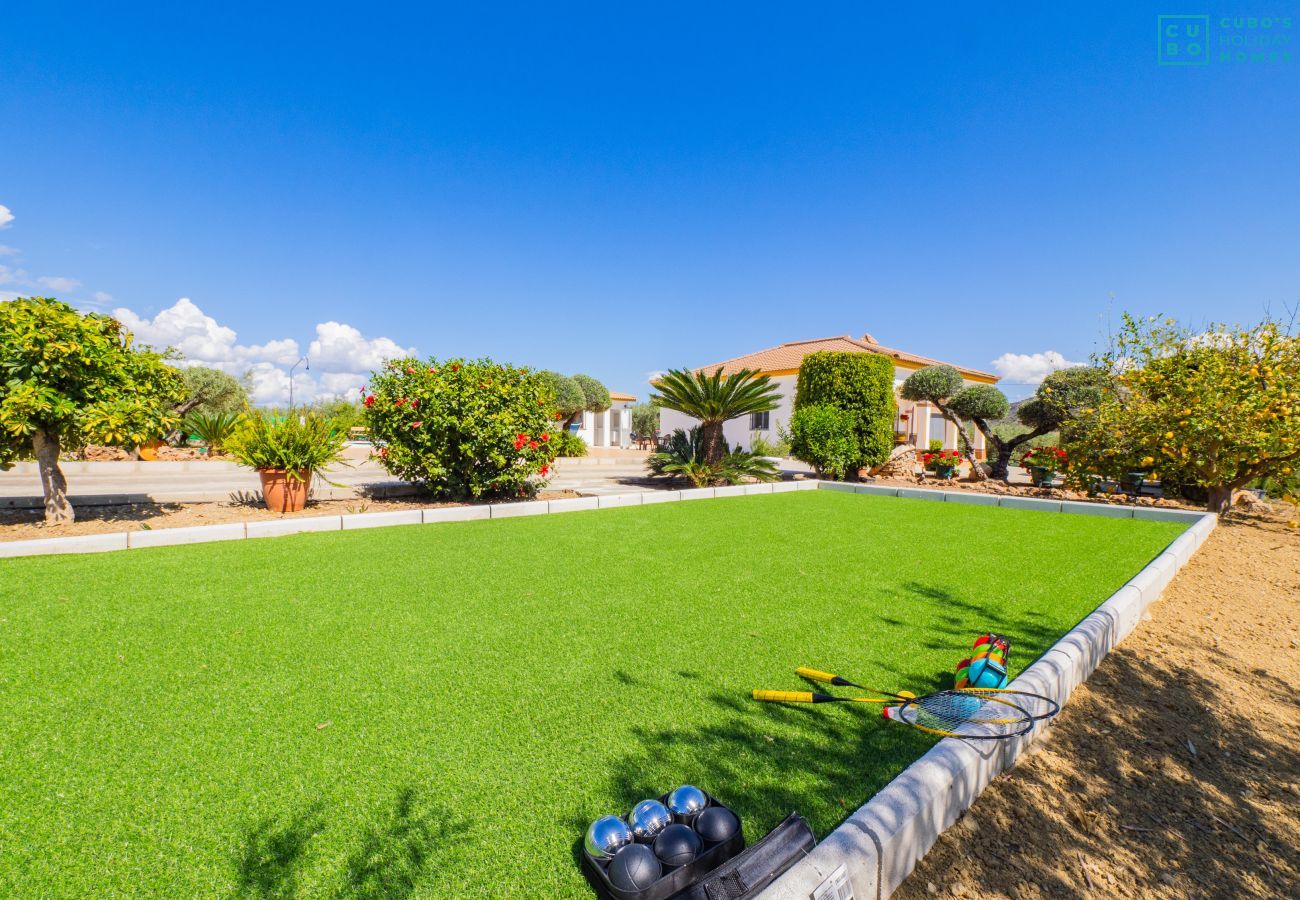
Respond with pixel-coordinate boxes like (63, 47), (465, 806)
(607, 390), (637, 402)
(691, 334), (998, 382)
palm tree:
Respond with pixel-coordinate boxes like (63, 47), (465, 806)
(651, 368), (780, 464)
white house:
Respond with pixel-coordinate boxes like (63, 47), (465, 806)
(657, 333), (999, 457)
(573, 390), (637, 449)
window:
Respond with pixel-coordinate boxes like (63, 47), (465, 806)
(750, 411), (770, 431)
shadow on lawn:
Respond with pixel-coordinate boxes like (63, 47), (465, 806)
(234, 788), (466, 900)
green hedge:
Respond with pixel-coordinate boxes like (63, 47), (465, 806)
(793, 351), (896, 472)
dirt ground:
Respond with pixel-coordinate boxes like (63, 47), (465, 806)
(895, 505), (1300, 900)
(0, 490), (580, 541)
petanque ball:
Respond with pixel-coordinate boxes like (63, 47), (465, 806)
(693, 806), (740, 844)
(585, 815), (633, 862)
(653, 823), (702, 868)
(666, 784), (708, 819)
(627, 799), (673, 842)
(609, 843), (661, 891)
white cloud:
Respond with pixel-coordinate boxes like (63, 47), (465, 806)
(0, 205), (13, 228)
(37, 275), (82, 292)
(93, 290), (113, 304)
(308, 321), (415, 371)
(0, 245), (19, 257)
(113, 297), (411, 405)
(990, 350), (1084, 384)
(0, 264), (19, 285)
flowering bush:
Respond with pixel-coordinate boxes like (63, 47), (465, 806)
(363, 357), (558, 500)
(922, 450), (963, 474)
(1020, 445), (1067, 471)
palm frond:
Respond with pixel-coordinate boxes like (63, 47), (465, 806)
(650, 368), (780, 425)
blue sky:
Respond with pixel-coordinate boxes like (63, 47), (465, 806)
(2, 2), (1297, 402)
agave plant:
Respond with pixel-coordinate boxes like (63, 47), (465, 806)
(648, 427), (778, 488)
(183, 411), (244, 454)
(651, 368), (780, 464)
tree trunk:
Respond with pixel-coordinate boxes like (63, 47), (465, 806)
(972, 417), (1054, 483)
(33, 430), (74, 525)
(936, 403), (987, 481)
(700, 421), (726, 465)
(1206, 484), (1234, 514)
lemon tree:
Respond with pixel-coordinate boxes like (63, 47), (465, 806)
(1066, 313), (1300, 512)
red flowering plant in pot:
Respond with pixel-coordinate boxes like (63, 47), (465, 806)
(921, 449), (963, 479)
(1020, 445), (1067, 487)
(363, 356), (559, 501)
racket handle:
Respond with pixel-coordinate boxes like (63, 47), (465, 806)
(795, 667), (837, 684)
(752, 690), (816, 703)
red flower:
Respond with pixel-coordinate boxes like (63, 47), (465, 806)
(411, 421), (422, 428)
(429, 366), (438, 373)
(410, 399), (419, 408)
(539, 464), (549, 476)
(406, 366), (415, 374)
(450, 363), (460, 372)
(363, 395), (376, 407)
(540, 433), (550, 442)
(378, 446), (389, 457)
(395, 398), (405, 407)
(529, 440), (539, 449)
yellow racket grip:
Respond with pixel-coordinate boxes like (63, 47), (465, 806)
(795, 667), (836, 684)
(752, 690), (815, 703)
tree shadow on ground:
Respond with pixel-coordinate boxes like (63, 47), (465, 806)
(236, 805), (325, 900)
(233, 788), (466, 900)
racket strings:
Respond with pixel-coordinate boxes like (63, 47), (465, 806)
(894, 691), (1034, 738)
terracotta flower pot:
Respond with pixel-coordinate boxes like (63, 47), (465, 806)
(258, 468), (311, 513)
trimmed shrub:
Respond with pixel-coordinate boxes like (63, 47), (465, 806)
(789, 404), (857, 478)
(573, 374), (611, 413)
(364, 357), (558, 500)
(793, 352), (896, 471)
(540, 371), (586, 422)
(551, 430), (588, 457)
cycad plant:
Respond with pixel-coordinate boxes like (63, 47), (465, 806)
(183, 411), (244, 454)
(650, 368), (780, 464)
(648, 427), (779, 488)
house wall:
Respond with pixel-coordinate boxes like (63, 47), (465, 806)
(575, 401), (634, 448)
(658, 366), (988, 457)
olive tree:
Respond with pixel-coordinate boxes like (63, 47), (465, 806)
(0, 298), (186, 523)
(540, 371), (587, 426)
(948, 368), (1112, 480)
(900, 365), (988, 481)
(178, 366), (250, 416)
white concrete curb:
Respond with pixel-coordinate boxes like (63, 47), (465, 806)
(757, 486), (1218, 900)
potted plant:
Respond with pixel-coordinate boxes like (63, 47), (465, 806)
(1020, 445), (1067, 487)
(226, 411), (348, 512)
(922, 449), (962, 480)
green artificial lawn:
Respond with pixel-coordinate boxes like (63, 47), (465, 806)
(0, 491), (1185, 897)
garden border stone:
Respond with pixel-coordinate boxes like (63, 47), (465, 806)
(127, 522), (247, 549)
(246, 516), (343, 539)
(546, 497), (600, 514)
(341, 510), (424, 530)
(597, 493), (643, 509)
(0, 531), (129, 557)
(421, 506), (490, 524)
(942, 491), (999, 507)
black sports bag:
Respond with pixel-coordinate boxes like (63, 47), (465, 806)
(677, 812), (816, 900)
